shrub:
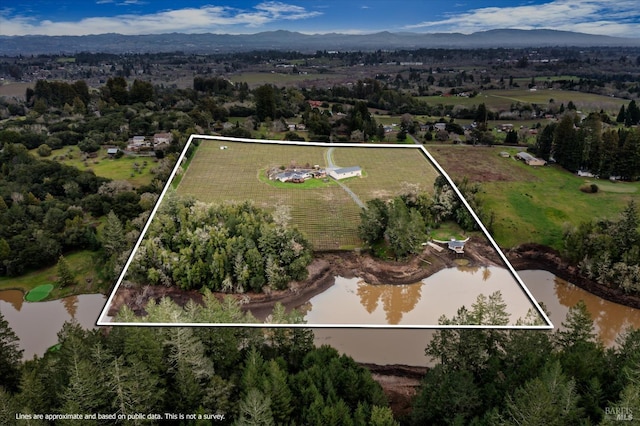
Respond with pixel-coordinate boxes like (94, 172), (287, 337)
(37, 144), (52, 157)
(579, 183), (599, 193)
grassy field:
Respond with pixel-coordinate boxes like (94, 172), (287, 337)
(40, 145), (155, 187)
(175, 139), (439, 250)
(429, 145), (640, 249)
(0, 250), (105, 299)
(416, 88), (627, 115)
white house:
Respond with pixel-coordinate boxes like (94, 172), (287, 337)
(328, 166), (362, 180)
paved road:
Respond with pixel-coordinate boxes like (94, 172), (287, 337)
(325, 147), (366, 209)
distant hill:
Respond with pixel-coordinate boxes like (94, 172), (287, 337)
(1, 29), (639, 55)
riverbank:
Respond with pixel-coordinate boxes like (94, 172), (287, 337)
(507, 243), (640, 311)
(107, 236), (502, 319)
(62, 237), (640, 319)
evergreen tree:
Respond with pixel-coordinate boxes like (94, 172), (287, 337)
(553, 113), (581, 172)
(0, 312), (23, 393)
(236, 388), (275, 426)
(411, 365), (481, 425)
(56, 255), (76, 287)
(101, 210), (125, 259)
(502, 361), (582, 425)
(616, 105), (626, 123)
(254, 84), (276, 122)
(626, 100), (640, 127)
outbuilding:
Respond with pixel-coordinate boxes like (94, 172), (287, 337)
(516, 152), (546, 166)
(328, 166), (362, 180)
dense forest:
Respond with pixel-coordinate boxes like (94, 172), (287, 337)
(0, 143), (107, 276)
(128, 193), (312, 293)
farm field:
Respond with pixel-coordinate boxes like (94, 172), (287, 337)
(416, 88), (627, 114)
(176, 139), (440, 250)
(227, 71), (348, 88)
(429, 144), (640, 249)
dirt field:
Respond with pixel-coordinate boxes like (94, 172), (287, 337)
(0, 82), (32, 99)
(427, 144), (537, 183)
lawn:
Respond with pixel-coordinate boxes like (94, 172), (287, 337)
(0, 250), (105, 300)
(175, 139), (440, 250)
(41, 145), (155, 187)
(429, 145), (640, 249)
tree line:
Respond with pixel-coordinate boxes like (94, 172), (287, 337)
(128, 193), (313, 293)
(535, 109), (640, 180)
(563, 201), (640, 296)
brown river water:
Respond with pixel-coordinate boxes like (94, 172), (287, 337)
(2, 270), (639, 364)
(304, 266), (539, 326)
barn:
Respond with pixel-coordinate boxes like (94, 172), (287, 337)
(328, 166), (362, 180)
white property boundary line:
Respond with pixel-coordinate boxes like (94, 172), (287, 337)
(97, 135), (553, 330)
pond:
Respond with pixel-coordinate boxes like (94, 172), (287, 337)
(0, 290), (107, 359)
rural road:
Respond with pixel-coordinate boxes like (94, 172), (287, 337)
(326, 147), (366, 209)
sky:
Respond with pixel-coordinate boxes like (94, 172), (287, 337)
(1, 0), (639, 38)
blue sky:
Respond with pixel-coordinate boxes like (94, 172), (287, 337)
(1, 0), (639, 37)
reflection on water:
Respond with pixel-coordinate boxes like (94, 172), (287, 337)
(356, 279), (422, 324)
(314, 270), (640, 365)
(304, 267), (540, 326)
(0, 291), (106, 359)
(521, 270), (640, 347)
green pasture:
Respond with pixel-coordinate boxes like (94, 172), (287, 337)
(175, 140), (439, 250)
(0, 250), (103, 299)
(416, 89), (627, 114)
(430, 146), (640, 249)
(41, 145), (155, 187)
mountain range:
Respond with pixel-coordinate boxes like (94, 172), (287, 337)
(1, 29), (639, 55)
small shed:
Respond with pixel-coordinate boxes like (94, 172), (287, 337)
(107, 148), (119, 158)
(447, 239), (466, 254)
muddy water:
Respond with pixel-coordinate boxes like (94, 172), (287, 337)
(0, 290), (106, 359)
(3, 270), (640, 365)
(314, 270), (640, 366)
(304, 267), (539, 326)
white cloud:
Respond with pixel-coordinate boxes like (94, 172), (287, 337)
(405, 0), (640, 37)
(0, 2), (322, 36)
